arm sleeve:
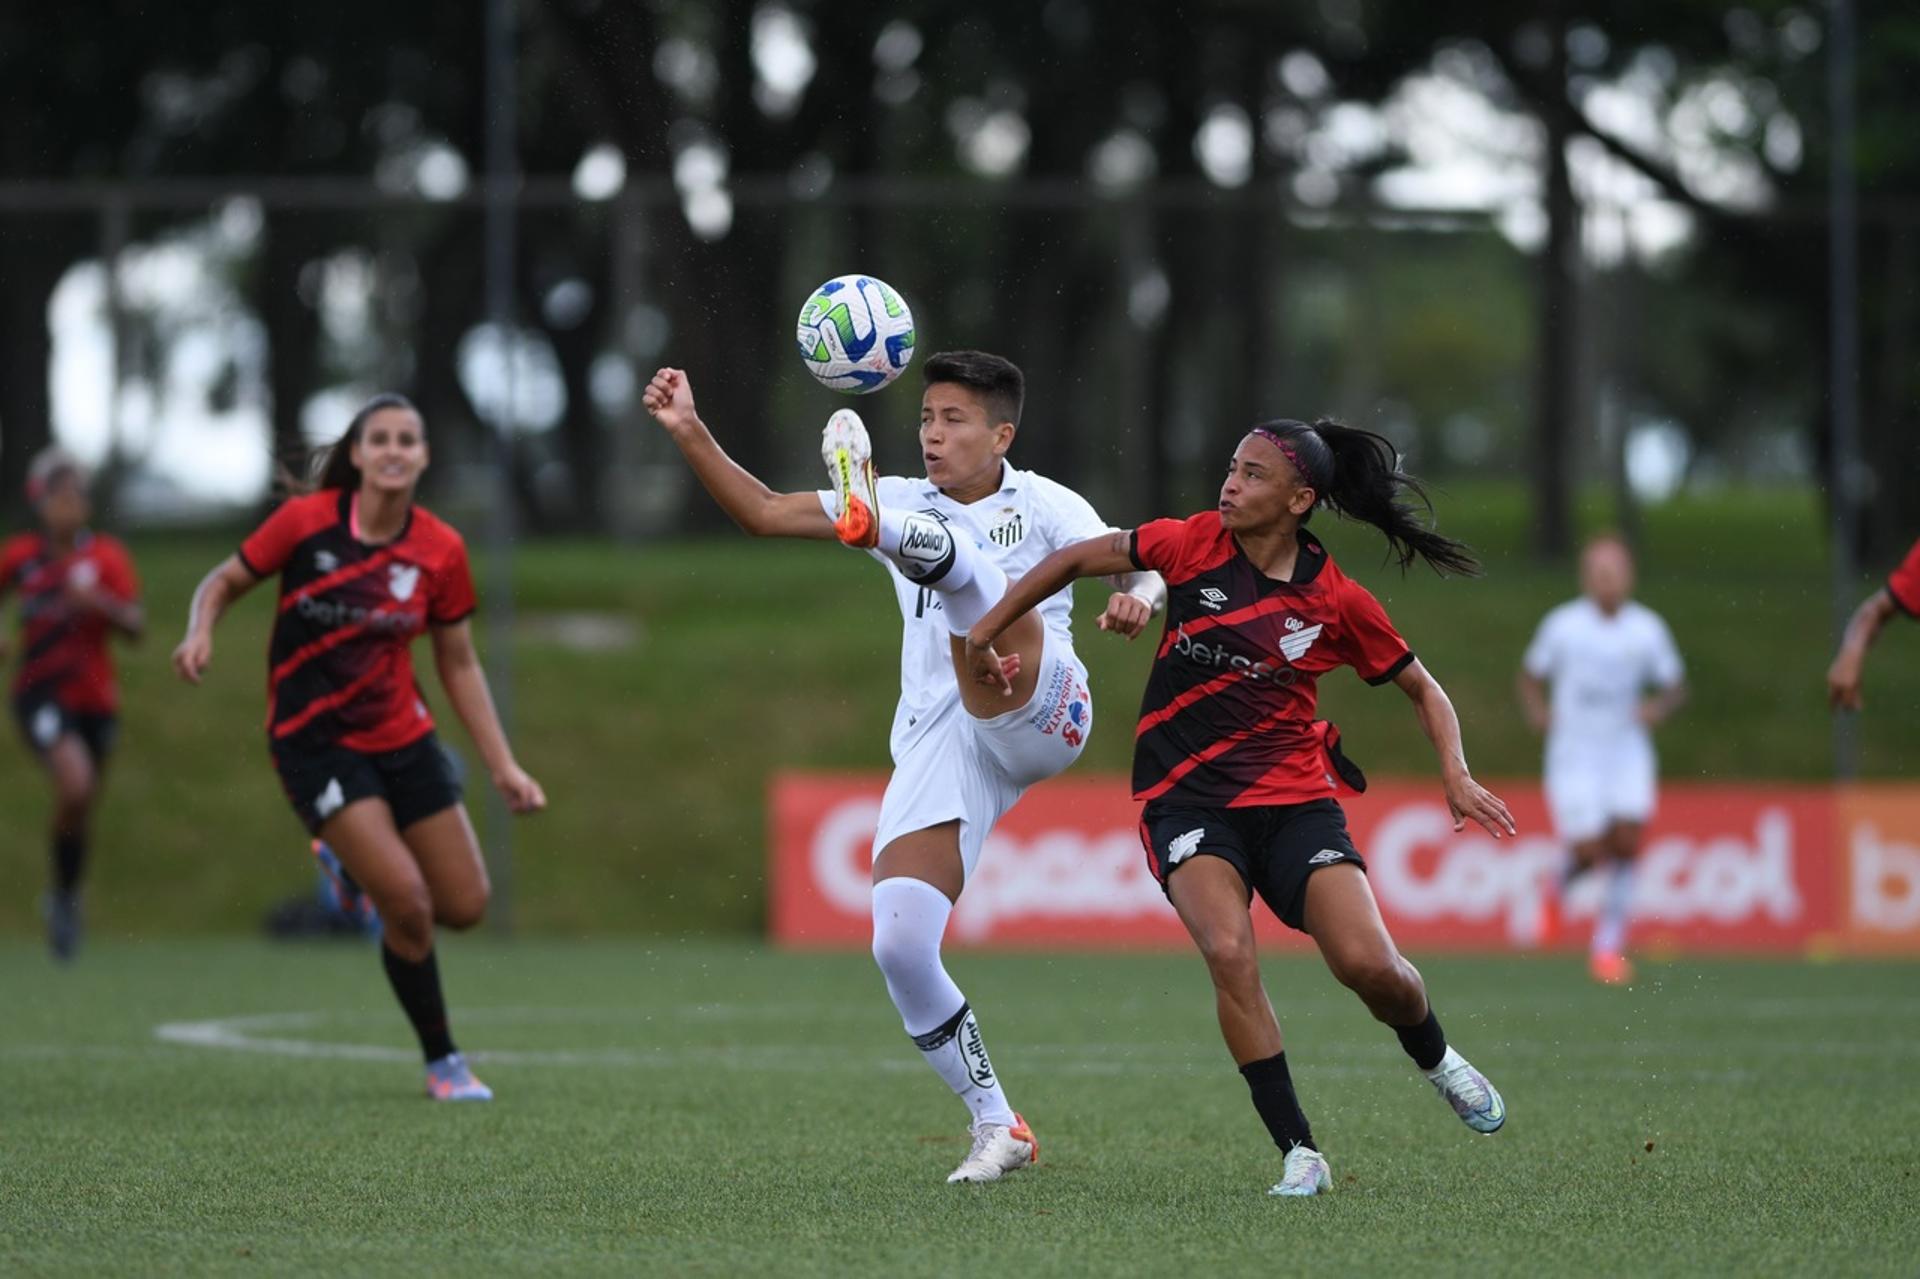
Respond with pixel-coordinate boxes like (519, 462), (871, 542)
(1340, 580), (1415, 686)
(100, 540), (141, 602)
(237, 501), (309, 578)
(429, 536), (478, 625)
(1129, 518), (1188, 576)
(1888, 538), (1920, 617)
(1520, 612), (1558, 679)
(1647, 613), (1684, 688)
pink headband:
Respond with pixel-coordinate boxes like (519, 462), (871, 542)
(1249, 427), (1322, 489)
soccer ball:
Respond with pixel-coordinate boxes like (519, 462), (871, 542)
(795, 275), (916, 393)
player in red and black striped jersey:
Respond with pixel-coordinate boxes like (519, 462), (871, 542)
(966, 419), (1516, 1197)
(173, 394), (545, 1101)
(1827, 535), (1920, 711)
(0, 449), (143, 960)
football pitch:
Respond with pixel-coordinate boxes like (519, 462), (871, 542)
(3, 940), (1914, 1276)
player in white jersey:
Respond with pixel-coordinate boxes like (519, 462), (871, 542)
(1517, 535), (1685, 985)
(642, 350), (1165, 1182)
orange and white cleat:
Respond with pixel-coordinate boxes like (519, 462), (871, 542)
(821, 408), (880, 549)
(947, 1113), (1039, 1183)
(1589, 951), (1634, 986)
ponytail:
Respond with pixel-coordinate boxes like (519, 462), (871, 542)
(1250, 418), (1480, 576)
(282, 393), (421, 495)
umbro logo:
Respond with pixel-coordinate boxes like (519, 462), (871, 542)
(1167, 828), (1206, 866)
(1197, 588), (1228, 612)
(1308, 848), (1345, 866)
(1279, 623), (1323, 662)
(315, 549), (339, 573)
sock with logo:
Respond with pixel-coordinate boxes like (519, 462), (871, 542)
(1592, 862), (1634, 956)
(51, 830), (86, 898)
(1392, 1006), (1448, 1071)
(873, 508), (1008, 636)
(380, 944), (458, 1062)
(1241, 1052), (1317, 1153)
(871, 876), (1017, 1127)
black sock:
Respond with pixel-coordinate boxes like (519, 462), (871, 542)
(380, 944), (457, 1062)
(1240, 1052), (1316, 1153)
(1395, 1007), (1448, 1071)
(52, 832), (86, 898)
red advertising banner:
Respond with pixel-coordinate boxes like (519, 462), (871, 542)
(770, 773), (1920, 954)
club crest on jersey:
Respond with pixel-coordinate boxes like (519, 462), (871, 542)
(1197, 588), (1228, 612)
(1279, 622), (1323, 662)
(988, 510), (1025, 548)
(389, 563), (421, 602)
(314, 549), (339, 573)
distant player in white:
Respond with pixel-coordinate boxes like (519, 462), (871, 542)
(642, 351), (1164, 1182)
(1517, 535), (1685, 985)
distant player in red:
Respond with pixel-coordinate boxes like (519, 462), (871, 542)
(173, 394), (545, 1101)
(1828, 535), (1920, 711)
(0, 449), (143, 960)
(965, 420), (1514, 1197)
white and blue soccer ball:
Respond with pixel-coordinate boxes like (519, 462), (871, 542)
(795, 274), (916, 394)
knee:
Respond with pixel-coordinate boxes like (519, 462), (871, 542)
(436, 886), (490, 931)
(380, 889), (436, 953)
(1195, 930), (1261, 994)
(1333, 950), (1418, 1005)
(871, 922), (932, 977)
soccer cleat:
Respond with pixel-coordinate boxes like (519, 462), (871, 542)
(821, 408), (880, 549)
(1589, 951), (1634, 986)
(41, 892), (80, 963)
(312, 839), (377, 932)
(1267, 1144), (1332, 1197)
(425, 1052), (493, 1102)
(946, 1113), (1039, 1183)
(1425, 1046), (1505, 1134)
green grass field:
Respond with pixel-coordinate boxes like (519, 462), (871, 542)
(1, 483), (1916, 936)
(3, 939), (1915, 1276)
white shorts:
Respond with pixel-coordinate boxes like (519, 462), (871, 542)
(1544, 738), (1657, 843)
(873, 630), (1090, 880)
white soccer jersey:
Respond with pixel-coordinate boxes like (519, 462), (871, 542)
(817, 463), (1114, 760)
(1522, 598), (1684, 754)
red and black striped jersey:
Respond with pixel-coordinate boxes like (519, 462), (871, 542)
(1127, 512), (1412, 808)
(1889, 537), (1920, 617)
(239, 489), (476, 754)
(0, 530), (140, 714)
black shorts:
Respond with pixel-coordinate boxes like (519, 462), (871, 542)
(271, 731), (465, 836)
(1140, 797), (1367, 933)
(12, 693), (117, 765)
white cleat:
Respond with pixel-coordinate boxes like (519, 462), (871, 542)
(1425, 1046), (1506, 1133)
(820, 409), (880, 549)
(1268, 1144), (1332, 1197)
(946, 1114), (1039, 1183)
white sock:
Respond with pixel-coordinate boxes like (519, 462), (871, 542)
(873, 508), (1008, 636)
(1593, 863), (1633, 956)
(871, 876), (1017, 1128)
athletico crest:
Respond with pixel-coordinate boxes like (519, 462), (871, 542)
(389, 563), (421, 602)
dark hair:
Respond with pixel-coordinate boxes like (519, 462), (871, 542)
(923, 350), (1025, 427)
(308, 393), (423, 493)
(1249, 418), (1480, 576)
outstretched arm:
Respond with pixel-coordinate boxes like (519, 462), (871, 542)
(964, 531), (1138, 690)
(642, 367), (836, 540)
(1394, 658), (1516, 838)
(172, 556), (261, 684)
(430, 619), (546, 814)
(1828, 587), (1898, 711)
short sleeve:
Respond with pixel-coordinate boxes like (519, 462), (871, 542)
(0, 536), (31, 594)
(429, 535), (477, 625)
(1338, 579), (1414, 685)
(1888, 537), (1920, 617)
(238, 500), (312, 578)
(1520, 611), (1559, 678)
(1645, 613), (1684, 688)
(1130, 518), (1188, 576)
(98, 539), (141, 602)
